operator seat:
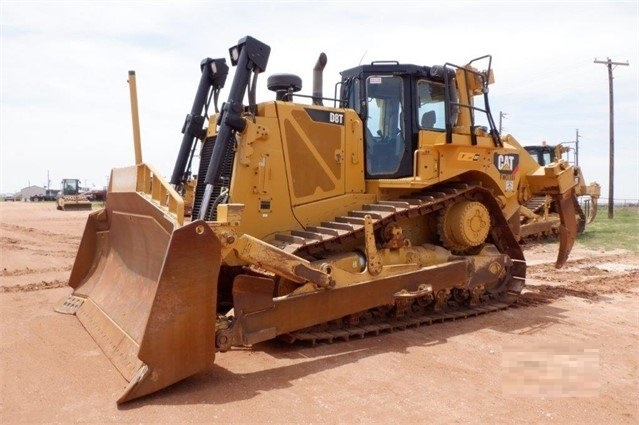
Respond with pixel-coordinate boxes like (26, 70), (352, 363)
(421, 110), (437, 129)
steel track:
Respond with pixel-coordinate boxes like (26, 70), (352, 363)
(269, 182), (526, 346)
(282, 297), (517, 345)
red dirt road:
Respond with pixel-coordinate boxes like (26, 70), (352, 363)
(1, 202), (638, 423)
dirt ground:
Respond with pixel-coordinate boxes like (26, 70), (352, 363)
(1, 202), (638, 424)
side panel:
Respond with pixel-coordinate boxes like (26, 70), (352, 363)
(343, 112), (366, 194)
(416, 130), (523, 199)
(228, 103), (366, 242)
(279, 102), (346, 205)
(228, 103), (300, 241)
(277, 103), (366, 227)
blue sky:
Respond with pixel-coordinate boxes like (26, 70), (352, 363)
(1, 1), (638, 200)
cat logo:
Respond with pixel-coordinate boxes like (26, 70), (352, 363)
(494, 153), (519, 175)
(494, 153), (519, 174)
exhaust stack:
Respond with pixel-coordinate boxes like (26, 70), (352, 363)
(312, 53), (327, 106)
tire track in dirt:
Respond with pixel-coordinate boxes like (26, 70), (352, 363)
(0, 220), (80, 292)
(0, 221), (81, 246)
(519, 252), (639, 306)
(0, 279), (68, 293)
(1, 243), (78, 259)
(1, 265), (73, 277)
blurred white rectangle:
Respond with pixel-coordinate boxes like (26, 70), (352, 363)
(502, 344), (600, 397)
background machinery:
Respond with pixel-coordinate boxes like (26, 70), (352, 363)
(521, 144), (600, 241)
(56, 178), (92, 211)
(30, 189), (59, 202)
(56, 36), (579, 403)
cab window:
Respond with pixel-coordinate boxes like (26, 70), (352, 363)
(417, 80), (446, 130)
(347, 78), (361, 114)
(365, 75), (405, 176)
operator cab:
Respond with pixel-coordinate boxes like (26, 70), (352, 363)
(62, 178), (81, 195)
(340, 62), (458, 179)
(524, 145), (556, 166)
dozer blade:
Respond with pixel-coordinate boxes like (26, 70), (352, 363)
(56, 191), (221, 403)
(554, 188), (578, 269)
(57, 198), (93, 211)
(62, 202), (93, 211)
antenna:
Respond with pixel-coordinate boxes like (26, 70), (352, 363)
(358, 50), (368, 65)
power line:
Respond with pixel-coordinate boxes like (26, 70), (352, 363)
(498, 111), (508, 133)
(594, 57), (629, 219)
(561, 129), (580, 168)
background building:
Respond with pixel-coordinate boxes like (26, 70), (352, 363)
(19, 185), (45, 201)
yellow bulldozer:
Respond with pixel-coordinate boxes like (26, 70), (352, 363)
(56, 36), (580, 403)
(519, 144), (600, 241)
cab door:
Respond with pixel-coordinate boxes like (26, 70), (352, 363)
(364, 75), (412, 178)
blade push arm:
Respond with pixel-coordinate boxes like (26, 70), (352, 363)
(199, 36), (271, 220)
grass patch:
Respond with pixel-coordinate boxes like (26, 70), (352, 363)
(579, 206), (639, 253)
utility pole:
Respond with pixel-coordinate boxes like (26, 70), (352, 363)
(499, 111), (508, 133)
(594, 57), (629, 219)
(574, 129), (580, 168)
(562, 130), (580, 167)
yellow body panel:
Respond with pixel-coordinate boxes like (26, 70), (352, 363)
(224, 102), (368, 242)
(225, 103), (298, 242)
(222, 99), (575, 235)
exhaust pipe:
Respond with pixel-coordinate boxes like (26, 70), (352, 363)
(312, 53), (327, 106)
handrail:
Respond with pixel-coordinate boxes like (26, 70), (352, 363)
(136, 163), (185, 226)
(109, 163), (184, 226)
(443, 57), (502, 148)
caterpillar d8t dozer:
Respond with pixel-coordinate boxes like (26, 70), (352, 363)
(519, 144), (600, 241)
(56, 36), (579, 404)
